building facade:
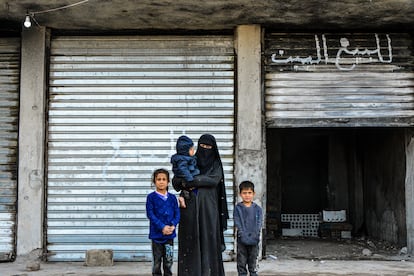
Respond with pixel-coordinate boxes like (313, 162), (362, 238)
(0, 1), (413, 262)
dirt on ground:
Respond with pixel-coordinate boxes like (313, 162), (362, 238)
(265, 236), (411, 261)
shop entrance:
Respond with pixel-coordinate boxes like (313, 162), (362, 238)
(266, 128), (407, 259)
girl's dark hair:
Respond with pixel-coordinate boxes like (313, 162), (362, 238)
(152, 168), (170, 183)
(239, 180), (255, 193)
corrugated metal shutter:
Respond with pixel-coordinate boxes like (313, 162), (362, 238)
(264, 33), (414, 127)
(47, 35), (234, 261)
(0, 37), (19, 261)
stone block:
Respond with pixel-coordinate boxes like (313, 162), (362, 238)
(84, 249), (113, 266)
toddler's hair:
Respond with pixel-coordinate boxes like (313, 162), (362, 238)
(239, 180), (255, 193)
(152, 168), (170, 183)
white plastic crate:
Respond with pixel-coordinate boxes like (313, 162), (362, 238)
(322, 210), (346, 222)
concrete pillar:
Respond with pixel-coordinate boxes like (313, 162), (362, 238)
(405, 130), (414, 254)
(17, 26), (49, 256)
(234, 25), (266, 255)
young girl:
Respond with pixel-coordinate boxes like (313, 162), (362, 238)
(146, 168), (180, 276)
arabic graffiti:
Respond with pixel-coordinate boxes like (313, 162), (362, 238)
(270, 34), (392, 71)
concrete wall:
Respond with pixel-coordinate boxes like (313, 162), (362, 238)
(363, 129), (406, 246)
(3, 1), (414, 31)
(406, 130), (414, 253)
(234, 25), (266, 203)
(234, 25), (267, 254)
(17, 26), (48, 256)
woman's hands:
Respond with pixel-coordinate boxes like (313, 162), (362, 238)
(172, 176), (184, 191)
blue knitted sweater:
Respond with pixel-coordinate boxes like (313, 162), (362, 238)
(146, 191), (180, 243)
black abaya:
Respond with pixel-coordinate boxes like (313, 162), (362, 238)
(173, 134), (228, 276)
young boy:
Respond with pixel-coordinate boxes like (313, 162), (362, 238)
(170, 135), (200, 208)
(146, 168), (180, 276)
(233, 181), (263, 276)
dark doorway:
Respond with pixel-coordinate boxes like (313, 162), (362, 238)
(266, 128), (407, 256)
(281, 132), (328, 213)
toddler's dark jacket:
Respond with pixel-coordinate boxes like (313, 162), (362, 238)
(171, 135), (200, 181)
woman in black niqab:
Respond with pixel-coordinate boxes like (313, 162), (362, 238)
(173, 134), (228, 276)
(196, 134), (229, 237)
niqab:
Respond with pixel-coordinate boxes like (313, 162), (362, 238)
(196, 134), (218, 173)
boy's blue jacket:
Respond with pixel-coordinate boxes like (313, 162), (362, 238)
(146, 192), (180, 243)
(233, 202), (263, 245)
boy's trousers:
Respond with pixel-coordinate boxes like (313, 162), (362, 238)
(237, 242), (259, 276)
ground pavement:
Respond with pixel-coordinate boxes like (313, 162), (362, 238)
(2, 258), (414, 276)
